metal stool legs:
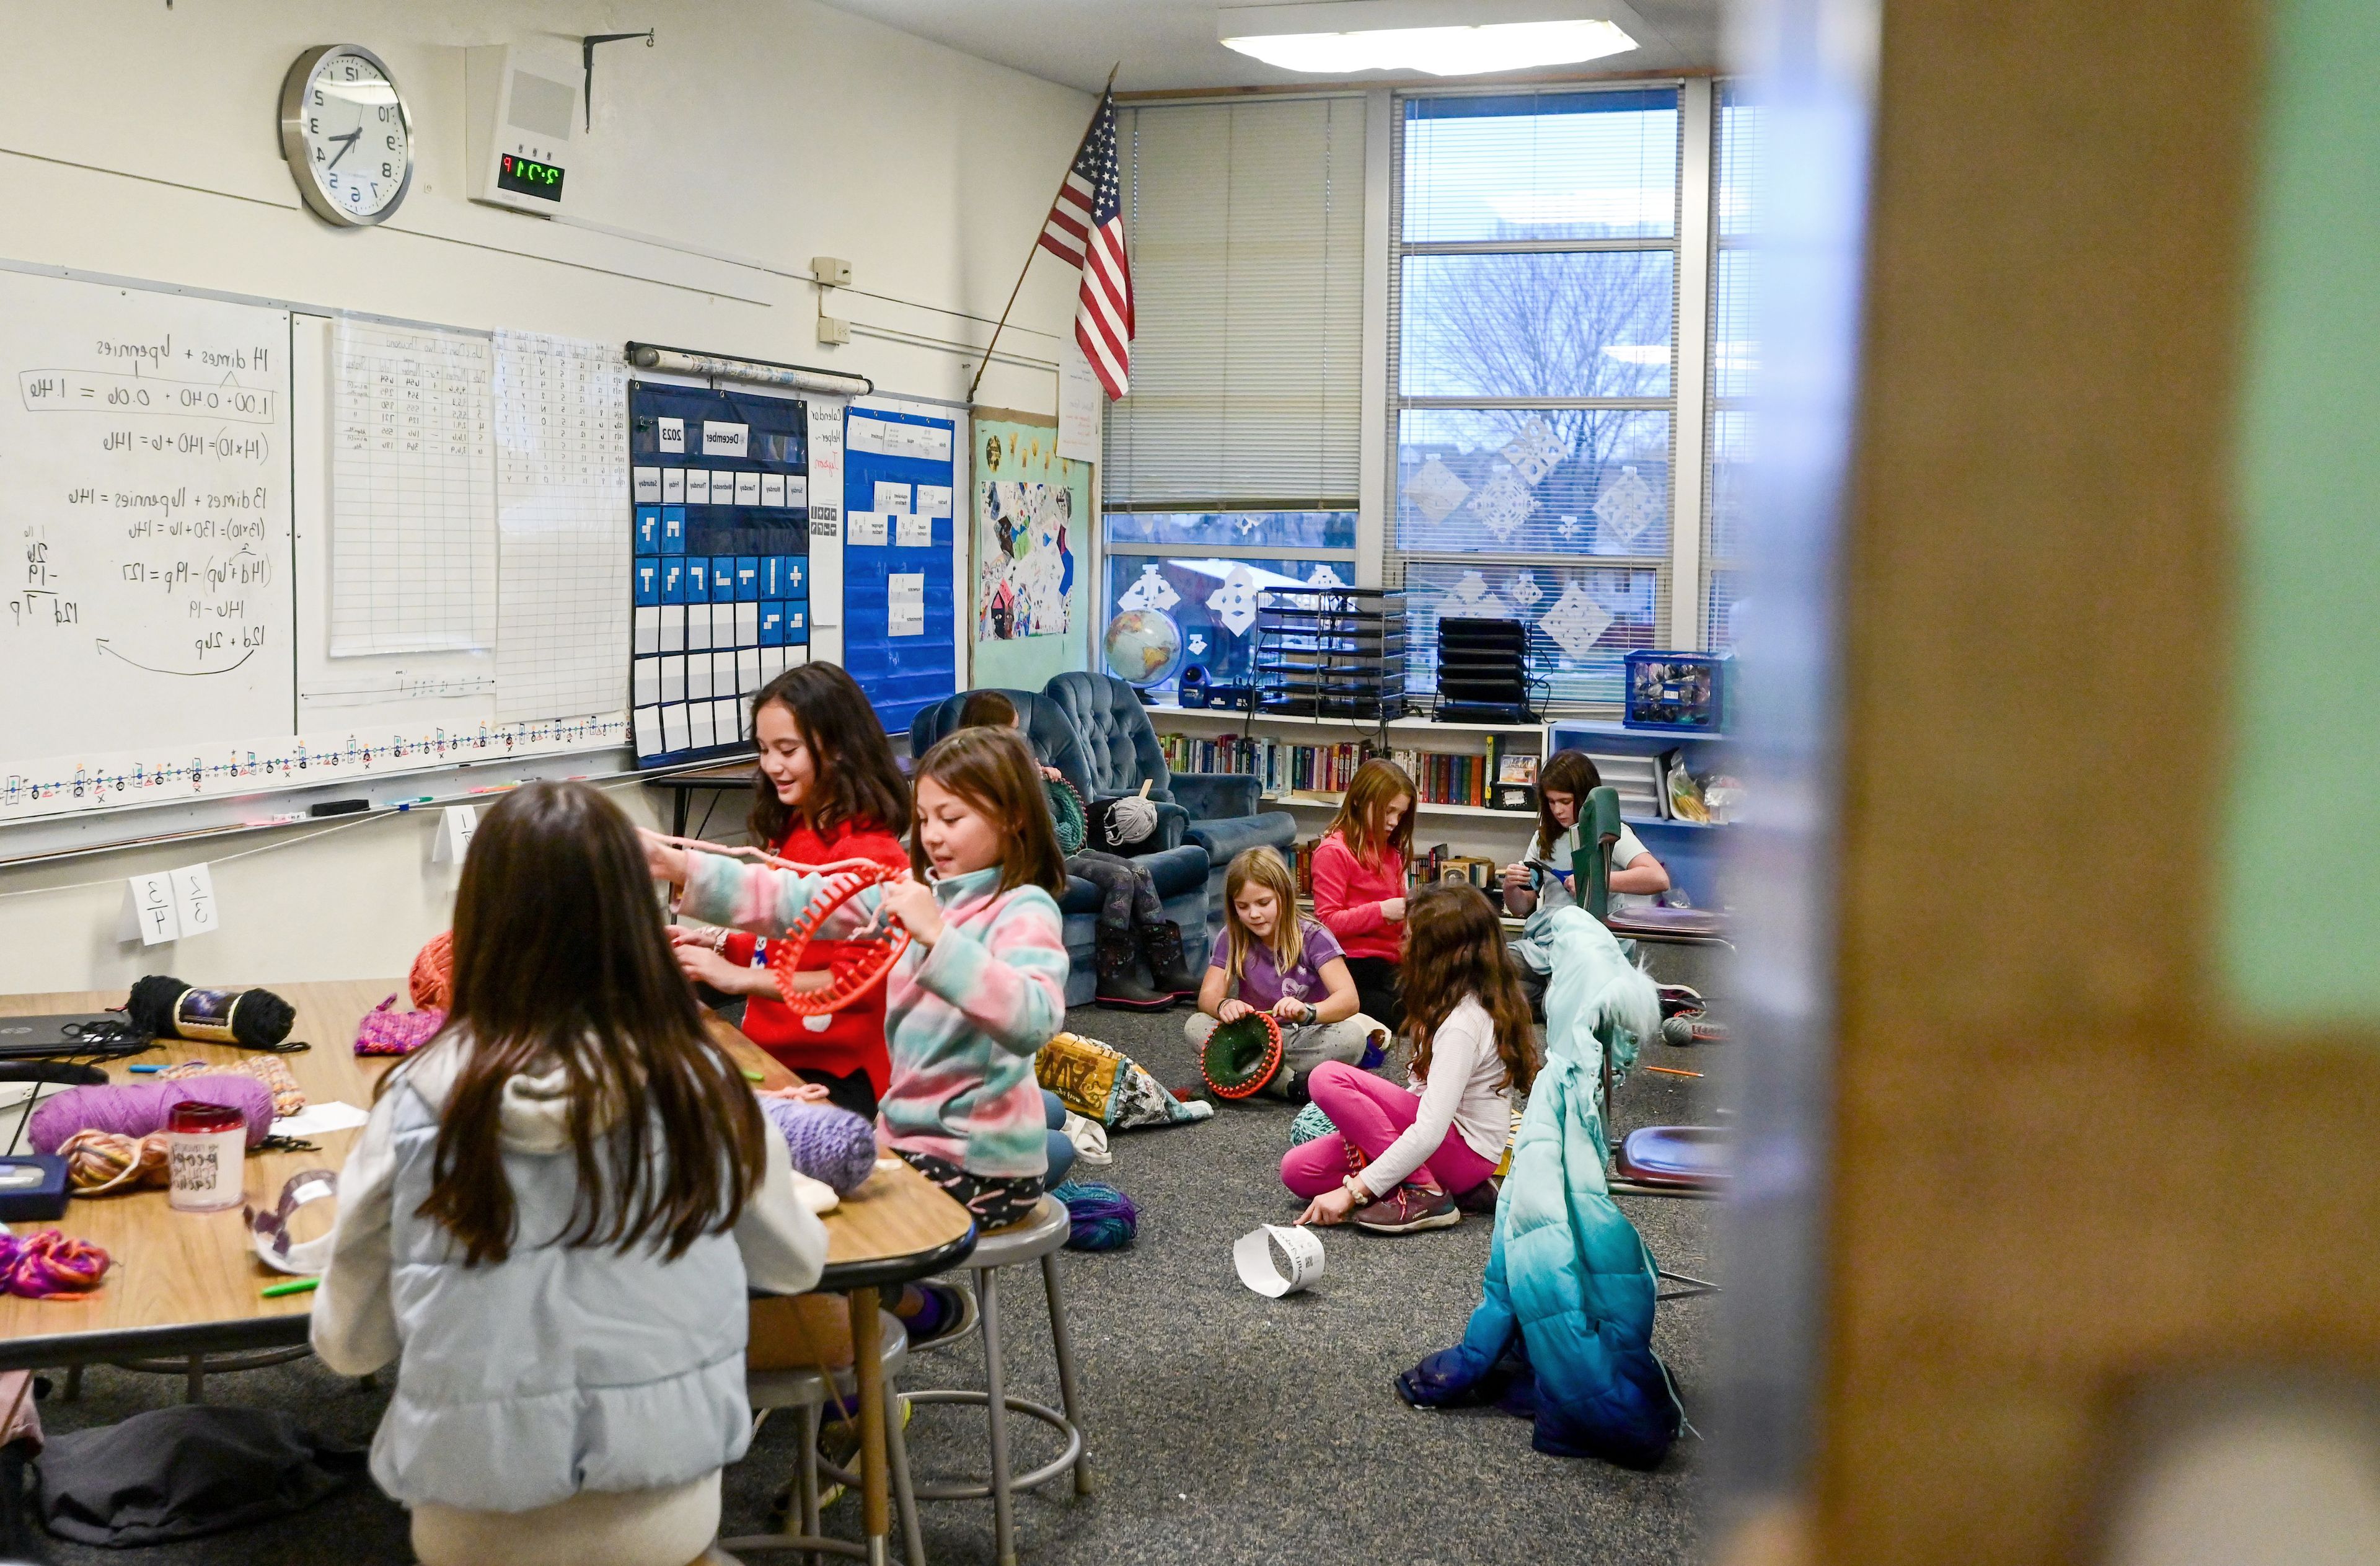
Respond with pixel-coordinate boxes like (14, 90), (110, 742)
(979, 1266), (1017, 1566)
(1039, 1252), (1092, 1495)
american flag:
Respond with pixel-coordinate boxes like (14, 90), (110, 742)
(1037, 89), (1133, 399)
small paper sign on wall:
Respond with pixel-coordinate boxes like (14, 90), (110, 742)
(432, 805), (479, 865)
(117, 863), (221, 945)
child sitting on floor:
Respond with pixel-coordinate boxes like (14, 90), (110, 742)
(1284, 882), (1537, 1236)
(315, 781), (827, 1566)
(1186, 847), (1385, 1098)
(647, 725), (1071, 1343)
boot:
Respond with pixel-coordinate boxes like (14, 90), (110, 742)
(1095, 928), (1169, 1011)
(1139, 919), (1199, 1002)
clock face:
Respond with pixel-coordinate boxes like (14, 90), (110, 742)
(279, 45), (413, 227)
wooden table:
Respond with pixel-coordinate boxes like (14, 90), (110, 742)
(643, 761), (761, 836)
(0, 980), (974, 1563)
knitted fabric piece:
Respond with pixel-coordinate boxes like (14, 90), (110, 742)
(159, 1055), (304, 1119)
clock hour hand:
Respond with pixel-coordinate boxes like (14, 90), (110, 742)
(325, 128), (362, 169)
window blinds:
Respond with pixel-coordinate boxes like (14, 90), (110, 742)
(1101, 97), (1365, 510)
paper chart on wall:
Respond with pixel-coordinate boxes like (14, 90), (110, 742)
(328, 319), (497, 655)
(491, 330), (630, 722)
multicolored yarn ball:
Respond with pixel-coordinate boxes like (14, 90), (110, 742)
(410, 932), (455, 1011)
(1288, 1102), (1336, 1148)
(56, 1130), (170, 1195)
(0, 1230), (111, 1298)
(28, 1076), (276, 1157)
(1049, 1180), (1137, 1251)
(759, 1097), (879, 1195)
(159, 1055), (304, 1118)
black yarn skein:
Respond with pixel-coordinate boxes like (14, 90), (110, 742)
(124, 975), (297, 1049)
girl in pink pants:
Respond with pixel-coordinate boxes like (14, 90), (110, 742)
(1280, 885), (1538, 1236)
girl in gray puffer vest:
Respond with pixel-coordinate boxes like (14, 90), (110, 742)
(314, 781), (828, 1566)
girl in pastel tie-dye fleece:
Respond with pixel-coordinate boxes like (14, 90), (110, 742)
(647, 725), (1070, 1239)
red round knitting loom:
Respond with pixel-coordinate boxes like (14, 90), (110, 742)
(658, 839), (912, 1017)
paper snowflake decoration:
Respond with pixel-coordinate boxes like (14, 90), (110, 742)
(1207, 565), (1261, 637)
(1235, 514), (1264, 535)
(1117, 564), (1181, 613)
(1404, 457), (1470, 528)
(1538, 582), (1616, 658)
(1505, 575), (1545, 610)
(1500, 417), (1569, 487)
(1443, 570), (1497, 613)
(1186, 632), (1208, 657)
(1307, 564), (1347, 588)
(1593, 468), (1660, 549)
(1468, 475), (1536, 542)
(1556, 515), (1582, 540)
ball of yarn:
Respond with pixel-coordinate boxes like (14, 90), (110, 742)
(759, 1097), (878, 1195)
(125, 976), (296, 1050)
(29, 1075), (276, 1157)
(1100, 791), (1158, 849)
(1288, 1102), (1337, 1148)
(1049, 1180), (1137, 1251)
(0, 1231), (111, 1298)
(410, 932), (454, 1011)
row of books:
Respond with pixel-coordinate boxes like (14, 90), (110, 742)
(1280, 838), (1509, 900)
(1154, 732), (1535, 809)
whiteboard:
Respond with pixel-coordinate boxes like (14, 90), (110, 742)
(0, 268), (295, 761)
(0, 268), (633, 836)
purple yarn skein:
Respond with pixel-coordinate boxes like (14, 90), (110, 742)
(29, 1075), (277, 1156)
(760, 1097), (878, 1194)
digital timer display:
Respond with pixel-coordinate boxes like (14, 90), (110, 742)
(497, 153), (565, 201)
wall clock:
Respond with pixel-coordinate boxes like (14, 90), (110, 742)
(278, 45), (415, 227)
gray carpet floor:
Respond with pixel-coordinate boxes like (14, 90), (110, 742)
(22, 961), (1724, 1566)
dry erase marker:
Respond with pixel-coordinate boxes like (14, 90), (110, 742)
(394, 795), (436, 809)
(128, 1064), (163, 1074)
(261, 1276), (320, 1298)
(741, 1068), (765, 1082)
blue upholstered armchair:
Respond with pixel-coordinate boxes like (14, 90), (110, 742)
(909, 687), (1211, 1006)
(1042, 671), (1298, 930)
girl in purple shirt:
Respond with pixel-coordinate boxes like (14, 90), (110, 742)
(1185, 849), (1388, 1099)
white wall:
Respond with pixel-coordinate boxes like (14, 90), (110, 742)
(0, 0), (1088, 994)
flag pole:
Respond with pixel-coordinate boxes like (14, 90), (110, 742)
(966, 64), (1120, 406)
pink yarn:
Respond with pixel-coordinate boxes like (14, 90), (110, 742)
(28, 1076), (276, 1157)
(0, 1231), (110, 1298)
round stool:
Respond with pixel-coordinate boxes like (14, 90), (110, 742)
(721, 1310), (927, 1566)
(907, 1196), (1090, 1566)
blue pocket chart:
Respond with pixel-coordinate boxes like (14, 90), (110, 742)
(840, 402), (958, 733)
(630, 383), (811, 766)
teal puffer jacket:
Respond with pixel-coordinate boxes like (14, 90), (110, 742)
(1396, 908), (1683, 1466)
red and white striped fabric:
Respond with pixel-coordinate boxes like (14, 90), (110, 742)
(1036, 89), (1133, 399)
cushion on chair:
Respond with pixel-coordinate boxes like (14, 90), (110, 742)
(910, 689), (1098, 799)
(1044, 671), (1174, 802)
(1170, 771), (1261, 821)
(1183, 810), (1296, 869)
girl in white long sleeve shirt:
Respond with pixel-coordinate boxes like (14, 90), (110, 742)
(1280, 883), (1540, 1236)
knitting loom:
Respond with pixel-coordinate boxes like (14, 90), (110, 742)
(659, 839), (912, 1017)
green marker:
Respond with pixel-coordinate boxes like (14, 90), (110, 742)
(741, 1068), (765, 1082)
(261, 1276), (320, 1298)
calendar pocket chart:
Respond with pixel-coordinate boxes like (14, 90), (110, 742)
(628, 384), (812, 766)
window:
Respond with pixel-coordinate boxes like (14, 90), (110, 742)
(1388, 87), (1683, 710)
(1100, 97), (1366, 696)
(1706, 80), (1763, 652)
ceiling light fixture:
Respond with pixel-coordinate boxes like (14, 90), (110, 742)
(1219, 1), (1641, 77)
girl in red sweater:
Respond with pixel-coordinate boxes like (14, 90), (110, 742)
(669, 663), (910, 1120)
(1310, 757), (1416, 1030)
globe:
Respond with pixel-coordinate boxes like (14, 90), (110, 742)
(1103, 609), (1184, 689)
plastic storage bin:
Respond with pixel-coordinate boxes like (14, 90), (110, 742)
(1623, 650), (1730, 733)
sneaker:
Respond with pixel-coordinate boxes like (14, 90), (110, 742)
(894, 1280), (978, 1350)
(1353, 1183), (1460, 1234)
(1656, 983), (1706, 1020)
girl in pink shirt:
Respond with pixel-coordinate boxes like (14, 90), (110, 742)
(1309, 757), (1416, 1030)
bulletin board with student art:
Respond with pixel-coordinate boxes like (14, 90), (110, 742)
(970, 412), (1090, 692)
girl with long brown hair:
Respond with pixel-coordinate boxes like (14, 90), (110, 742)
(669, 662), (912, 1119)
(313, 781), (826, 1566)
(1282, 882), (1537, 1235)
(649, 725), (1070, 1337)
(1309, 756), (1418, 1029)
